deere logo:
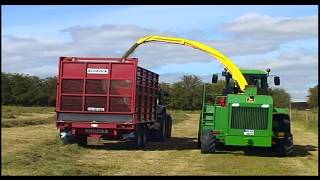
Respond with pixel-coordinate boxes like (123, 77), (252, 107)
(246, 96), (255, 103)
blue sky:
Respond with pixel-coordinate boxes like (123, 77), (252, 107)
(3, 5), (317, 41)
(2, 5), (318, 101)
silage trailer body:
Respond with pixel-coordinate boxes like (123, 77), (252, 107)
(55, 57), (171, 147)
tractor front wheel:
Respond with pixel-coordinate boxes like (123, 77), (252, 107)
(201, 130), (216, 154)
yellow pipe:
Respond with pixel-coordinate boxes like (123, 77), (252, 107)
(123, 35), (248, 91)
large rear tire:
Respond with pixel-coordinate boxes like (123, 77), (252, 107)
(272, 116), (293, 156)
(274, 116), (291, 133)
(148, 106), (167, 141)
(136, 125), (147, 149)
(60, 130), (75, 144)
(201, 130), (216, 154)
(274, 134), (293, 156)
(165, 113), (172, 139)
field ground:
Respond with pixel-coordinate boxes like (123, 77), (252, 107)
(1, 106), (318, 175)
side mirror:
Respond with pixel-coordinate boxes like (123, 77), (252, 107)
(212, 74), (218, 83)
(222, 71), (226, 77)
(274, 76), (280, 85)
(158, 90), (169, 105)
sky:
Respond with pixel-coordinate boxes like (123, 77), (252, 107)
(1, 5), (318, 101)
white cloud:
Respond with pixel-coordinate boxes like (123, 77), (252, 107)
(159, 73), (213, 83)
(221, 13), (318, 40)
(1, 24), (216, 76)
(2, 14), (318, 100)
(159, 50), (318, 101)
(235, 51), (318, 100)
(3, 13), (318, 76)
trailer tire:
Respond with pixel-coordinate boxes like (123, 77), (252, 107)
(136, 125), (147, 149)
(201, 130), (216, 154)
(60, 130), (74, 144)
(165, 113), (172, 139)
(197, 130), (201, 149)
(76, 134), (87, 147)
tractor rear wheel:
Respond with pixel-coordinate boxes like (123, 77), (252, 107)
(201, 130), (216, 154)
(274, 134), (293, 156)
(165, 113), (172, 139)
(148, 107), (167, 141)
(273, 116), (293, 156)
(274, 116), (291, 133)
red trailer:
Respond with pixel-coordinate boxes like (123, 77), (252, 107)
(55, 57), (172, 148)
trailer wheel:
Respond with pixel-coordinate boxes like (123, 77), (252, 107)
(60, 130), (74, 144)
(201, 130), (216, 154)
(165, 113), (172, 139)
(136, 125), (147, 149)
(76, 134), (87, 147)
(197, 130), (201, 149)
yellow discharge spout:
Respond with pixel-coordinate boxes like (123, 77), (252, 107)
(122, 35), (248, 91)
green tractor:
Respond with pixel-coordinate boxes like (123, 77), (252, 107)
(120, 34), (293, 156)
(198, 68), (293, 156)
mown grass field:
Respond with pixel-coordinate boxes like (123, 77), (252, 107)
(290, 109), (318, 134)
(1, 106), (318, 175)
(2, 106), (55, 128)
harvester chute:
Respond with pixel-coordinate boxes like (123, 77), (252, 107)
(122, 35), (248, 91)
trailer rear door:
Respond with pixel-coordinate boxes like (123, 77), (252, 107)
(56, 57), (137, 123)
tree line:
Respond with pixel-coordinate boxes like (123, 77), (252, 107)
(1, 72), (56, 106)
(1, 72), (318, 109)
(161, 75), (317, 110)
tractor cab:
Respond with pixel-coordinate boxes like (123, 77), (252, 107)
(212, 69), (280, 95)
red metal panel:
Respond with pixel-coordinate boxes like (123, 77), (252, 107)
(109, 97), (131, 112)
(85, 96), (107, 112)
(86, 79), (108, 94)
(56, 57), (158, 132)
(111, 64), (135, 79)
(110, 80), (132, 96)
(71, 122), (117, 129)
(62, 63), (86, 78)
(57, 57), (137, 114)
(55, 59), (62, 112)
(60, 96), (82, 111)
(61, 79), (83, 94)
(135, 66), (159, 123)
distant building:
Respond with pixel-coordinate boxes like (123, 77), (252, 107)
(290, 102), (309, 110)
